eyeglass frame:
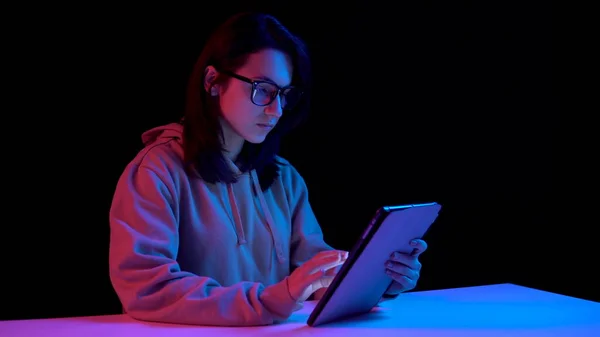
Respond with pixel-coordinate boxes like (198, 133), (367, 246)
(217, 69), (304, 110)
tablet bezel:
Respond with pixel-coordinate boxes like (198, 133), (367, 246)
(306, 202), (441, 327)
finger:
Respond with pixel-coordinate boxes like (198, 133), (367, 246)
(309, 250), (347, 266)
(314, 249), (348, 260)
(314, 274), (336, 290)
(325, 264), (342, 276)
(313, 257), (346, 275)
(385, 260), (420, 280)
(389, 252), (422, 271)
(306, 251), (348, 274)
(409, 239), (428, 256)
(385, 270), (416, 291)
(305, 268), (328, 288)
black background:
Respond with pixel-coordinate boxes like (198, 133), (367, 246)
(4, 1), (572, 321)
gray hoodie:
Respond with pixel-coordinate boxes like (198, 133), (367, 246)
(108, 122), (333, 326)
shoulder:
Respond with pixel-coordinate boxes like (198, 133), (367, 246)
(122, 138), (186, 185)
(275, 155), (303, 181)
(272, 155), (310, 197)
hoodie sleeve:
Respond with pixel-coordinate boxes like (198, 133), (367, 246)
(109, 163), (299, 326)
(286, 165), (335, 271)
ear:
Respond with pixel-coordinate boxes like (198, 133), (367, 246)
(204, 65), (220, 96)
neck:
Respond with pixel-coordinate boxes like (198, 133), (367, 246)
(220, 118), (244, 162)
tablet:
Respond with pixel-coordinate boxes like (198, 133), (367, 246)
(307, 202), (442, 327)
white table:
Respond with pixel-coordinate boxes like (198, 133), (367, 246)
(1, 283), (598, 336)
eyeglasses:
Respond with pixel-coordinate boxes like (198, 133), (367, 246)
(219, 70), (303, 110)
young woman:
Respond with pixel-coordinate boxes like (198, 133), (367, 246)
(108, 11), (427, 327)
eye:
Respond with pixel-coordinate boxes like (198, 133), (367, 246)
(256, 82), (278, 96)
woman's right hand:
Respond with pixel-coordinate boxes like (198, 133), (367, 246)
(286, 250), (349, 302)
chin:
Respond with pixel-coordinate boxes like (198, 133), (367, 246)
(245, 135), (268, 144)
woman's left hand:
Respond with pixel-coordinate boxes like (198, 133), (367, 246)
(384, 239), (428, 295)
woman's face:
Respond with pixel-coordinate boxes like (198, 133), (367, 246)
(209, 48), (294, 157)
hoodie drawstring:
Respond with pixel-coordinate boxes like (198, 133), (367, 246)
(251, 170), (286, 264)
(227, 183), (247, 245)
(224, 170), (286, 264)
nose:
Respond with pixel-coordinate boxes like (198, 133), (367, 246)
(264, 94), (283, 117)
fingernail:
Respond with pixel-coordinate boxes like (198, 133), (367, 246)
(410, 240), (418, 246)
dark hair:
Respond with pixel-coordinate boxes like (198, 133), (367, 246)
(182, 12), (312, 190)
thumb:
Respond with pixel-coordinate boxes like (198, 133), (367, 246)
(310, 270), (337, 291)
(292, 269), (327, 302)
(314, 275), (336, 289)
(305, 268), (327, 287)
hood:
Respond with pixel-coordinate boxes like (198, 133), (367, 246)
(141, 122), (184, 146)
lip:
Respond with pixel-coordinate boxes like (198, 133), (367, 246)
(256, 123), (275, 129)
